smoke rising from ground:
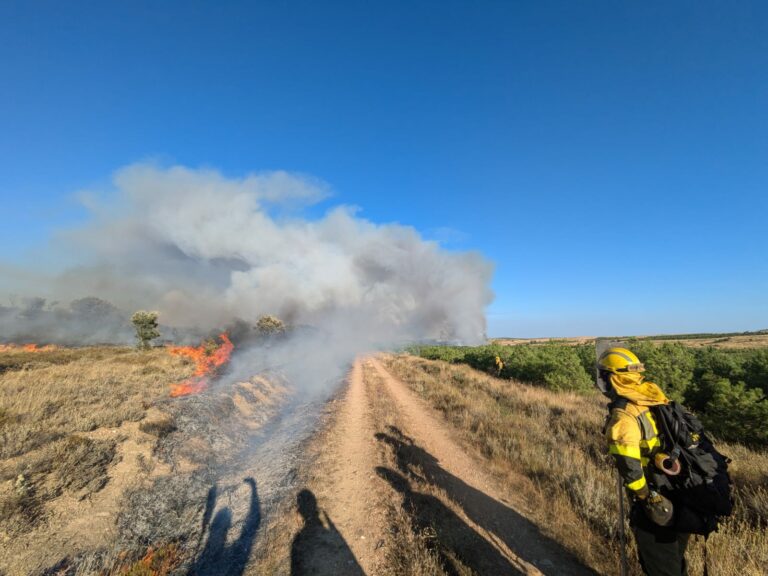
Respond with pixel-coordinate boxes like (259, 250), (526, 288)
(1, 164), (493, 359)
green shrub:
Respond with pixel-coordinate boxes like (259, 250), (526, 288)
(630, 341), (695, 401)
(414, 343), (593, 392)
(702, 380), (768, 446)
(131, 311), (160, 350)
(574, 343), (597, 382)
(743, 349), (768, 395)
(412, 340), (768, 447)
(256, 314), (286, 337)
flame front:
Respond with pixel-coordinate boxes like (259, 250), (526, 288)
(0, 343), (59, 352)
(167, 333), (234, 397)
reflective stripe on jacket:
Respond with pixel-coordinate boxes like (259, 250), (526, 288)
(605, 403), (662, 494)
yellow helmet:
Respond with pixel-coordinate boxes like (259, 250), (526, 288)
(598, 347), (645, 374)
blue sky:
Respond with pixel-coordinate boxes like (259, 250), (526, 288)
(1, 1), (767, 337)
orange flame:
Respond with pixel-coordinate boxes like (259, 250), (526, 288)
(167, 333), (234, 397)
(0, 343), (59, 353)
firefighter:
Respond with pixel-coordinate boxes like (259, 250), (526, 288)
(599, 347), (689, 576)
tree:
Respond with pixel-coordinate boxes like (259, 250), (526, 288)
(256, 315), (286, 337)
(633, 342), (695, 401)
(743, 349), (768, 395)
(19, 297), (47, 319)
(703, 379), (768, 446)
(70, 297), (122, 321)
(131, 311), (160, 350)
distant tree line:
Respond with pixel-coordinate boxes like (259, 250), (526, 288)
(0, 296), (133, 345)
(411, 341), (768, 447)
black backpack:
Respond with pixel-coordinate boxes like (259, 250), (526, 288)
(649, 401), (734, 535)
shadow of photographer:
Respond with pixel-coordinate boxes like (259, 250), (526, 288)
(291, 489), (365, 576)
(191, 477), (260, 576)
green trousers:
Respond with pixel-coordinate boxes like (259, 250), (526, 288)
(632, 505), (690, 576)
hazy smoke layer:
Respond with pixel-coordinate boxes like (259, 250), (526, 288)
(1, 164), (493, 348)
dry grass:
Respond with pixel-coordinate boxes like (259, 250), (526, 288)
(382, 354), (768, 576)
(492, 337), (595, 347)
(0, 346), (192, 537)
(645, 334), (768, 350)
(0, 346), (190, 460)
(365, 363), (484, 576)
(380, 503), (456, 576)
(491, 333), (768, 350)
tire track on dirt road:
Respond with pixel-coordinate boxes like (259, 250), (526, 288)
(369, 356), (596, 576)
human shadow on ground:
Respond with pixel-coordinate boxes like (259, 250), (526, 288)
(376, 466), (523, 576)
(375, 426), (595, 575)
(190, 477), (261, 576)
(290, 489), (365, 576)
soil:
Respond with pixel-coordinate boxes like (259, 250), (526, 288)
(283, 357), (595, 575)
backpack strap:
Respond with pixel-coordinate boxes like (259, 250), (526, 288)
(602, 397), (629, 434)
(609, 397), (629, 411)
(650, 403), (685, 465)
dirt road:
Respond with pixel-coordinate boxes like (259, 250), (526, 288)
(283, 357), (595, 575)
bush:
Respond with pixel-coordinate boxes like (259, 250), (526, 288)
(743, 349), (768, 395)
(131, 311), (160, 350)
(255, 315), (286, 337)
(629, 341), (695, 401)
(702, 380), (768, 446)
(413, 340), (768, 447)
(414, 343), (593, 392)
(574, 343), (597, 382)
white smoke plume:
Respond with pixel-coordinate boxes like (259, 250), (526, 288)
(1, 163), (493, 349)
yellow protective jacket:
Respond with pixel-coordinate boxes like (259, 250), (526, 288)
(604, 373), (669, 496)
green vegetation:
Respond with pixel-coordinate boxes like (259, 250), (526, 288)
(411, 341), (768, 447)
(628, 341), (768, 446)
(131, 310), (160, 350)
(411, 343), (594, 392)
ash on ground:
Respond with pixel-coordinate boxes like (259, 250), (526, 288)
(40, 372), (332, 576)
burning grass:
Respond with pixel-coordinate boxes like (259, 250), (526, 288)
(167, 333), (234, 397)
(0, 343), (61, 352)
(382, 354), (768, 576)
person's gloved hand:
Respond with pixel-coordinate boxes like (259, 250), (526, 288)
(642, 490), (674, 526)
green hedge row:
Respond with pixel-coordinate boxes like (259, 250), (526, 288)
(410, 343), (594, 392)
(410, 341), (768, 447)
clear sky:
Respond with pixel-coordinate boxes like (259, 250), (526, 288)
(1, 1), (767, 337)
